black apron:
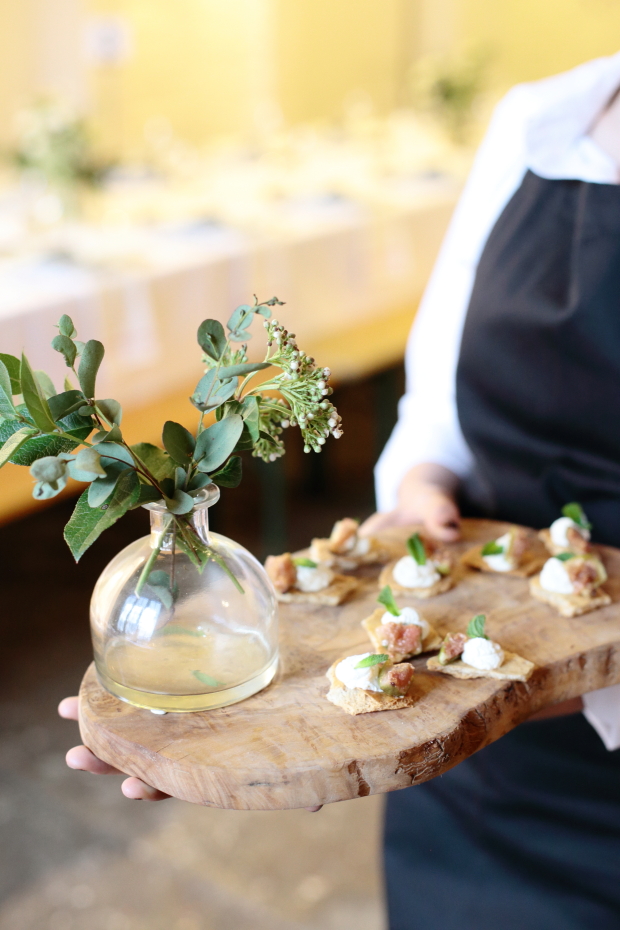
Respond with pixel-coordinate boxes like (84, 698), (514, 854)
(384, 171), (620, 930)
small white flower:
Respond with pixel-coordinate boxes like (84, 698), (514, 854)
(263, 320), (269, 327)
(321, 388), (329, 396)
(318, 437), (326, 445)
(281, 419), (290, 428)
(290, 361), (299, 370)
(272, 319), (279, 326)
(304, 445), (311, 453)
(306, 413), (314, 420)
(323, 367), (331, 376)
(317, 380), (326, 390)
(328, 417), (337, 427)
(333, 429), (342, 438)
(269, 453), (278, 461)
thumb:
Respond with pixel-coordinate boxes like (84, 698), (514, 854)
(425, 496), (461, 542)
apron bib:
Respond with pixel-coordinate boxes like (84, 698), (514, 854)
(384, 171), (620, 930)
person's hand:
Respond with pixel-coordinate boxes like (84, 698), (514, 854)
(360, 463), (461, 542)
(58, 697), (170, 801)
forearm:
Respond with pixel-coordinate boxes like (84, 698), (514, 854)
(398, 463), (460, 503)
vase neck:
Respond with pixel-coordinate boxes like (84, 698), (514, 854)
(143, 485), (220, 551)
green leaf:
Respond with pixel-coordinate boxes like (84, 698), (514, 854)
(229, 329), (251, 343)
(35, 370), (56, 399)
(354, 654), (389, 669)
(162, 421), (195, 466)
(210, 455), (242, 488)
(192, 670), (221, 687)
(293, 557), (318, 568)
(555, 552), (576, 562)
(466, 614), (487, 639)
(481, 540), (504, 556)
(227, 304), (254, 333)
(92, 425), (122, 444)
(0, 426), (38, 467)
(58, 314), (77, 337)
(241, 395), (260, 442)
(174, 466), (187, 489)
(0, 384), (16, 420)
(74, 447), (106, 478)
(96, 398), (122, 426)
(190, 370), (236, 412)
(20, 354), (57, 432)
(197, 319), (227, 361)
(406, 532), (427, 565)
(131, 484), (162, 507)
(0, 408), (83, 466)
(561, 502), (592, 530)
(377, 585), (401, 617)
(30, 456), (66, 482)
(48, 390), (86, 421)
(33, 476), (67, 500)
(87, 461), (129, 506)
(187, 472), (212, 492)
(217, 362), (271, 379)
(166, 489), (194, 514)
(94, 442), (134, 466)
(52, 334), (77, 368)
(78, 340), (105, 398)
(131, 442), (176, 482)
(0, 360), (13, 400)
(0, 354), (21, 394)
(145, 570), (177, 609)
(194, 415), (243, 473)
(64, 470), (140, 561)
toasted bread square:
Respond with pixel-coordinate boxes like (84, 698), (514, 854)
(362, 607), (442, 662)
(309, 536), (404, 571)
(537, 528), (594, 558)
(325, 660), (417, 715)
(461, 543), (546, 577)
(426, 650), (534, 682)
(276, 574), (360, 606)
(529, 574), (611, 618)
(378, 561), (455, 598)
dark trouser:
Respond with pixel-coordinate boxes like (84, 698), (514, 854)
(384, 714), (620, 930)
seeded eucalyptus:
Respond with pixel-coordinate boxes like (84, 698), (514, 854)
(0, 297), (342, 599)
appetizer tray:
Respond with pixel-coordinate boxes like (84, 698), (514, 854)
(78, 519), (620, 810)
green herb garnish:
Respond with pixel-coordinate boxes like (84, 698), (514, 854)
(293, 557), (318, 568)
(192, 670), (221, 687)
(481, 541), (504, 556)
(466, 614), (487, 639)
(561, 502), (592, 531)
(407, 532), (427, 565)
(555, 552), (575, 562)
(354, 653), (388, 669)
(377, 585), (401, 617)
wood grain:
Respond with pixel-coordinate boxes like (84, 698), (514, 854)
(79, 519), (620, 811)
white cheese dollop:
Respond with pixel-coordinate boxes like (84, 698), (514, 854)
(393, 556), (441, 588)
(482, 532), (515, 572)
(539, 557), (574, 594)
(340, 534), (370, 556)
(381, 606), (430, 639)
(550, 516), (590, 548)
(296, 565), (334, 592)
(462, 637), (504, 670)
(335, 654), (383, 692)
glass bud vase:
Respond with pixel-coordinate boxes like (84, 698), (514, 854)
(90, 485), (279, 712)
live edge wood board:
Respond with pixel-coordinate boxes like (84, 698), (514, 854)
(79, 519), (620, 811)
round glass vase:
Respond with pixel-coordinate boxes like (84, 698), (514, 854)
(90, 485), (279, 712)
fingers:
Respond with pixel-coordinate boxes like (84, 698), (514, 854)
(121, 777), (170, 801)
(359, 510), (400, 536)
(58, 696), (79, 721)
(66, 744), (123, 776)
(425, 496), (461, 542)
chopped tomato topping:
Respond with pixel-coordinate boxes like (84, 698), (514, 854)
(379, 622), (422, 658)
(265, 553), (297, 593)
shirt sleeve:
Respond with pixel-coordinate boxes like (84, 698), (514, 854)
(582, 686), (620, 751)
(374, 87), (532, 512)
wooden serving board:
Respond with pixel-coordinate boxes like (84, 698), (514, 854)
(79, 519), (620, 811)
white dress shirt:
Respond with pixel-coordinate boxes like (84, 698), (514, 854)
(375, 51), (620, 750)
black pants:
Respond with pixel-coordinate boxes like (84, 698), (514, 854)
(384, 714), (620, 929)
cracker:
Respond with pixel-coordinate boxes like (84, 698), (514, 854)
(529, 574), (611, 618)
(362, 607), (442, 661)
(277, 574), (360, 606)
(461, 543), (546, 577)
(309, 536), (404, 571)
(378, 561), (455, 598)
(426, 650), (534, 682)
(325, 660), (417, 715)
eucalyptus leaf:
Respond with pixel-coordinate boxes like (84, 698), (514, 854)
(227, 304), (253, 332)
(92, 425), (122, 443)
(30, 456), (66, 483)
(197, 319), (226, 361)
(466, 614), (487, 639)
(130, 442), (176, 482)
(33, 475), (67, 500)
(190, 370), (236, 412)
(166, 489), (194, 515)
(79, 460), (124, 496)
(354, 654), (388, 669)
(162, 420), (195, 466)
(20, 354), (57, 432)
(194, 415), (243, 473)
(35, 370), (56, 399)
(187, 472), (212, 492)
(74, 447), (106, 479)
(48, 390), (86, 421)
(377, 585), (401, 617)
(228, 329), (251, 343)
(52, 334), (77, 368)
(217, 362), (271, 379)
(210, 455), (242, 488)
(192, 670), (221, 687)
(96, 398), (122, 426)
(406, 532), (427, 565)
(0, 354), (21, 394)
(0, 426), (38, 468)
(241, 395), (260, 442)
(78, 340), (105, 398)
(58, 314), (77, 338)
(0, 360), (12, 400)
(174, 466), (187, 490)
(146, 583), (174, 610)
(94, 442), (134, 466)
(233, 425), (254, 452)
(64, 470), (140, 561)
(132, 484), (163, 508)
